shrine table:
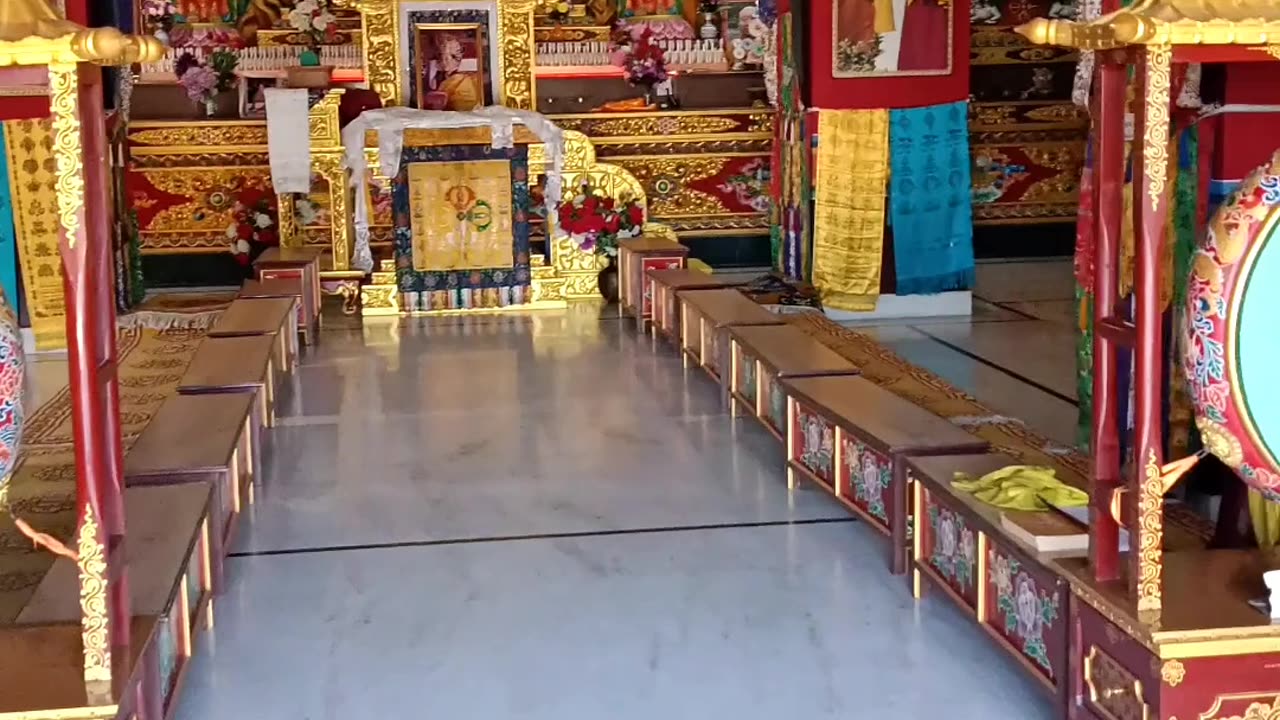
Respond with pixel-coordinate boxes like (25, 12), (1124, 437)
(239, 279), (310, 357)
(252, 246), (324, 344)
(208, 296), (299, 375)
(677, 289), (785, 381)
(617, 235), (689, 331)
(15, 484), (216, 717)
(905, 453), (1072, 708)
(780, 375), (988, 574)
(646, 268), (737, 344)
(178, 335), (277, 429)
(123, 393), (258, 592)
(726, 324), (859, 438)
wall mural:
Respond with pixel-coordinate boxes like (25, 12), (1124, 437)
(832, 0), (953, 77)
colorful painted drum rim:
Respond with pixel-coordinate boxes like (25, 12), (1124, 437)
(1184, 154), (1280, 501)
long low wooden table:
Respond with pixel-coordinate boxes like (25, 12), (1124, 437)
(780, 374), (989, 574)
(677, 288), (785, 381)
(124, 393), (258, 591)
(178, 335), (277, 428)
(253, 246), (324, 345)
(646, 268), (737, 343)
(617, 236), (689, 331)
(208, 296), (299, 376)
(726, 323), (859, 438)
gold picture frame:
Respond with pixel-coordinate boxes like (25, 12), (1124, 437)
(412, 22), (489, 111)
(338, 0), (537, 110)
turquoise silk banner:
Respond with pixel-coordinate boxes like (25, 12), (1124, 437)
(887, 101), (975, 295)
(0, 126), (19, 313)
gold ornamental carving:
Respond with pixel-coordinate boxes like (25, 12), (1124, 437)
(1016, 3), (1280, 50)
(343, 0), (536, 111)
(1142, 45), (1172, 214)
(1198, 694), (1280, 720)
(1084, 645), (1150, 720)
(1160, 659), (1185, 687)
(78, 505), (112, 688)
(130, 124), (269, 148)
(49, 63), (83, 251)
(1137, 448), (1164, 615)
(587, 115), (739, 137)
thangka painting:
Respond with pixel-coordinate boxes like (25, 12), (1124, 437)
(392, 144), (532, 311)
(407, 10), (495, 111)
(832, 0), (953, 77)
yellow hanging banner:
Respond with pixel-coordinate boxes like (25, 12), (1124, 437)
(813, 110), (888, 312)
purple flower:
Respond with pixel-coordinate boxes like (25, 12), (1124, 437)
(179, 65), (218, 102)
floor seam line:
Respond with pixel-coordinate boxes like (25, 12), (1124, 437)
(228, 517), (859, 558)
(906, 325), (1080, 407)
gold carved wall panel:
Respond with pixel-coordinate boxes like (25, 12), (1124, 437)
(3, 118), (67, 351)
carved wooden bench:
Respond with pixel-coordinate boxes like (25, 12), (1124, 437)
(617, 236), (689, 331)
(726, 324), (859, 438)
(208, 296), (298, 377)
(13, 483), (216, 719)
(645, 268), (737, 343)
(904, 452), (1074, 708)
(178, 335), (277, 429)
(123, 393), (258, 592)
(252, 246), (324, 345)
(780, 375), (989, 574)
(238, 279), (307, 361)
(676, 288), (785, 381)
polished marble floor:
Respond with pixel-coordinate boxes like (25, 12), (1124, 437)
(162, 259), (1074, 719)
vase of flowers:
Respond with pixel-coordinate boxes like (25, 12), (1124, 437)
(141, 0), (179, 44)
(557, 180), (645, 301)
(226, 188), (281, 270)
(609, 22), (668, 104)
(176, 50), (238, 117)
(288, 0), (339, 85)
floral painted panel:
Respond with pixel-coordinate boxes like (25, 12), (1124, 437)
(736, 346), (757, 407)
(765, 374), (786, 432)
(641, 257), (682, 318)
(796, 405), (835, 483)
(185, 548), (201, 622)
(925, 496), (978, 604)
(157, 608), (178, 703)
(986, 546), (1061, 679)
(705, 325), (723, 374)
(841, 438), (892, 528)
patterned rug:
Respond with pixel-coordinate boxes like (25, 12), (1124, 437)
(118, 291), (239, 332)
(785, 313), (1214, 549)
(0, 315), (220, 621)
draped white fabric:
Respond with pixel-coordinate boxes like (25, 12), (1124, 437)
(265, 89), (313, 194)
(341, 107), (566, 274)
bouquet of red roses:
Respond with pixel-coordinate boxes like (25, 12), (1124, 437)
(225, 188), (280, 265)
(557, 180), (645, 257)
(609, 23), (668, 88)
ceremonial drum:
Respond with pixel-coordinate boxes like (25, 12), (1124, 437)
(1184, 150), (1280, 501)
(0, 294), (23, 486)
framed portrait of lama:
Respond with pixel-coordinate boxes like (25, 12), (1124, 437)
(832, 0), (953, 77)
(413, 22), (492, 111)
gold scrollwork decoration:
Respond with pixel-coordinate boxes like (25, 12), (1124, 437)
(497, 0), (538, 110)
(1197, 694), (1280, 720)
(130, 124), (269, 148)
(308, 90), (345, 150)
(1083, 645), (1150, 720)
(48, 63), (83, 252)
(78, 505), (112, 687)
(1142, 45), (1172, 214)
(1160, 659), (1185, 687)
(3, 117), (67, 350)
(1137, 448), (1164, 615)
(312, 153), (351, 269)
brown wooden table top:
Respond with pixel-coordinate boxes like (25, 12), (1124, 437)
(253, 246), (325, 266)
(677, 289), (785, 328)
(728, 324), (859, 377)
(0, 616), (154, 714)
(125, 393), (254, 476)
(781, 375), (986, 456)
(208, 297), (294, 337)
(646, 267), (737, 290)
(19, 484), (212, 621)
(240, 278), (304, 299)
(179, 335), (273, 391)
(618, 236), (688, 254)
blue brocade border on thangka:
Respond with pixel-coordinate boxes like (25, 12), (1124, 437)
(392, 143), (533, 298)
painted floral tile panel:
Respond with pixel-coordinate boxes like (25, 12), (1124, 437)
(985, 544), (1061, 680)
(840, 437), (892, 531)
(765, 374), (786, 433)
(736, 345), (757, 407)
(923, 492), (979, 607)
(796, 403), (835, 484)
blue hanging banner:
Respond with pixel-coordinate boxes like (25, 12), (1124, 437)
(0, 126), (20, 313)
(887, 100), (976, 296)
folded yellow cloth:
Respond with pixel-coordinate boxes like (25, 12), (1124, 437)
(952, 465), (1089, 511)
(1249, 489), (1280, 550)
